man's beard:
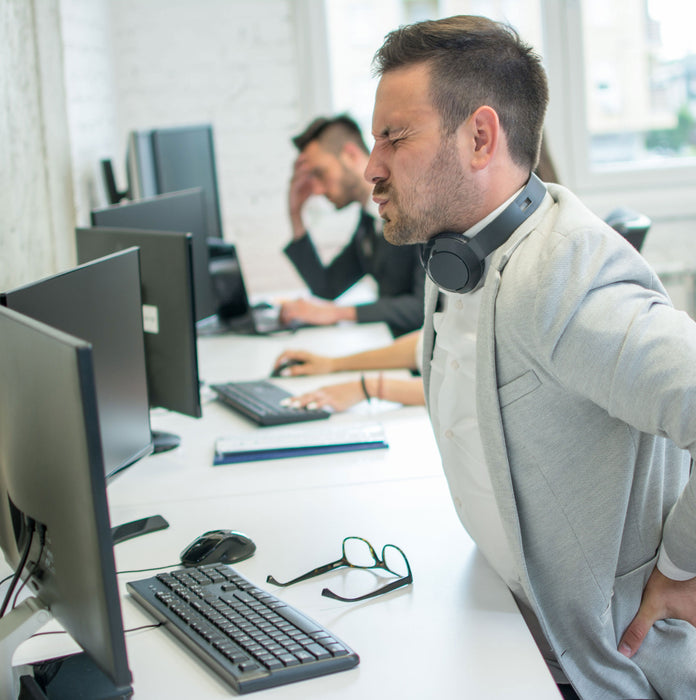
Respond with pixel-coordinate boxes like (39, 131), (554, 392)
(377, 137), (475, 246)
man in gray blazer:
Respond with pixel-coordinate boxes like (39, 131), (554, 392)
(367, 15), (696, 700)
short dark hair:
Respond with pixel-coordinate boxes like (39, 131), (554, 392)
(292, 114), (369, 155)
(372, 15), (548, 172)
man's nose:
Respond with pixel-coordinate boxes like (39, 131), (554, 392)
(364, 150), (387, 184)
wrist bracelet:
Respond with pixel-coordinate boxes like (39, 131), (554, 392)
(360, 374), (371, 402)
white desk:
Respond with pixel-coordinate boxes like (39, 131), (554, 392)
(15, 322), (560, 698)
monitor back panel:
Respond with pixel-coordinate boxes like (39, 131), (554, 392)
(151, 124), (223, 241)
(76, 227), (202, 418)
(91, 188), (216, 321)
(0, 249), (152, 477)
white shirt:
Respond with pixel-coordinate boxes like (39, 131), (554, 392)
(427, 194), (525, 599)
(426, 193), (569, 682)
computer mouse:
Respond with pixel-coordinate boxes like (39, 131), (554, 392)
(270, 358), (305, 377)
(180, 529), (256, 567)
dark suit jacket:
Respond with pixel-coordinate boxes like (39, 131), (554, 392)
(284, 211), (425, 337)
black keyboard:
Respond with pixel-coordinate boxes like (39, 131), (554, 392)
(210, 380), (331, 426)
(127, 564), (359, 694)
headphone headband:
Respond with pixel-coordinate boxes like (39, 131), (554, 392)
(421, 173), (547, 293)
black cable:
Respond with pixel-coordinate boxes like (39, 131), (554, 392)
(0, 523), (35, 618)
(116, 562), (180, 575)
(125, 622), (164, 634)
(31, 621), (163, 639)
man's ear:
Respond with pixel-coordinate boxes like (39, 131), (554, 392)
(467, 105), (500, 171)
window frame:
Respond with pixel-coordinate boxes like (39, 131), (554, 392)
(304, 0), (696, 220)
(542, 0), (696, 219)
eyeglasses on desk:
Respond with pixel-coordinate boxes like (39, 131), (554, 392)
(266, 536), (413, 603)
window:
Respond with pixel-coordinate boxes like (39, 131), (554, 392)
(319, 0), (696, 217)
(324, 0), (544, 145)
(581, 0), (696, 167)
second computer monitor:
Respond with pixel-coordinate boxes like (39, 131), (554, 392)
(91, 188), (217, 322)
(0, 249), (153, 478)
(76, 227), (202, 420)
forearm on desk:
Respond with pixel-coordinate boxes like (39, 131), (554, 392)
(329, 331), (420, 373)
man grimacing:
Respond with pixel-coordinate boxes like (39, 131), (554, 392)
(365, 15), (696, 700)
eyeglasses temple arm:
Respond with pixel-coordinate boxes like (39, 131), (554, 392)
(266, 558), (346, 587)
(321, 572), (413, 603)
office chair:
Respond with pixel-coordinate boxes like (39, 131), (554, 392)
(604, 207), (652, 252)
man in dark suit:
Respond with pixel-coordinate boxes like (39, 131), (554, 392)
(281, 115), (425, 337)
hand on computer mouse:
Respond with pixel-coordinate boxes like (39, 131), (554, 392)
(270, 358), (306, 377)
(271, 350), (335, 377)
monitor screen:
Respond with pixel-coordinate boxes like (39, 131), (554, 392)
(0, 305), (132, 697)
(90, 188), (217, 322)
(0, 249), (153, 478)
(76, 227), (202, 420)
(126, 124), (223, 242)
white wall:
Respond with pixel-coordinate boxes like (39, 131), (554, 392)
(60, 0), (120, 228)
(1, 0), (76, 290)
(107, 0), (301, 279)
(1, 0), (330, 294)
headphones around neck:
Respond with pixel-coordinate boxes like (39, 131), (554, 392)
(420, 173), (547, 293)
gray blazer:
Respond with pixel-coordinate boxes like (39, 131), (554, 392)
(422, 184), (696, 699)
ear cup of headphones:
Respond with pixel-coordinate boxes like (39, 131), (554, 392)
(420, 233), (484, 293)
(420, 173), (547, 294)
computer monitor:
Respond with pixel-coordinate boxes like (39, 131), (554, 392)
(90, 188), (217, 322)
(76, 227), (202, 447)
(0, 305), (132, 699)
(0, 249), (153, 479)
(126, 124), (223, 241)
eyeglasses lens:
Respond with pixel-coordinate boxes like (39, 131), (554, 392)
(383, 545), (409, 577)
(343, 537), (378, 568)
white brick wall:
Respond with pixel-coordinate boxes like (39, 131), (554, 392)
(103, 0), (314, 293)
(1, 0), (336, 293)
(0, 0), (75, 290)
(61, 0), (120, 222)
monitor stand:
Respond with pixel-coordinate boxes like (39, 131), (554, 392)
(0, 599), (130, 699)
(21, 651), (131, 699)
(151, 429), (180, 453)
(0, 598), (51, 700)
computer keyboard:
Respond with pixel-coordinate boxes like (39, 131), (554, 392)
(210, 380), (331, 426)
(127, 564), (359, 694)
